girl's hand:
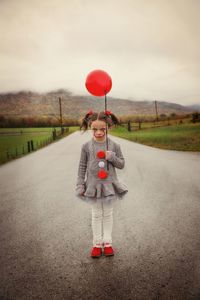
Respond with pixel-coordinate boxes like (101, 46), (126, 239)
(105, 150), (116, 161)
(76, 184), (85, 197)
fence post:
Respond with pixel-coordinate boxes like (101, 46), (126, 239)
(27, 141), (31, 152)
(127, 120), (131, 131)
(52, 128), (56, 140)
(30, 140), (34, 151)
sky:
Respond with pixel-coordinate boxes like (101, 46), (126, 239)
(0, 0), (199, 105)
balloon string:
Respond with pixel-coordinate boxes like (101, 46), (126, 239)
(105, 92), (109, 171)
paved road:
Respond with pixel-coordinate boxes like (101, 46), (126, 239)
(0, 130), (200, 300)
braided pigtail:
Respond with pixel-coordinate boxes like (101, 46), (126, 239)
(80, 110), (98, 132)
(109, 112), (119, 127)
(104, 110), (119, 128)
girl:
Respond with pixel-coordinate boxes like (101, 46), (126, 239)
(75, 110), (128, 258)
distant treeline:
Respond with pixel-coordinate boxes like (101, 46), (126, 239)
(0, 116), (79, 128)
(0, 112), (199, 128)
(118, 113), (200, 123)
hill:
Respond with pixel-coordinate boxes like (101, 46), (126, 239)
(0, 89), (194, 120)
(186, 104), (200, 112)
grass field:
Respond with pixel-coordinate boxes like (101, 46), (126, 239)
(0, 126), (78, 164)
(1, 121), (200, 166)
(109, 123), (200, 151)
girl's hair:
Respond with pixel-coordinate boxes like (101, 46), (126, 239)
(80, 110), (119, 132)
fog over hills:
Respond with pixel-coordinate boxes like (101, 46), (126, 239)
(186, 104), (200, 112)
(0, 89), (196, 120)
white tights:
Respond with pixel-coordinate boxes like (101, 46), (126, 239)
(91, 199), (113, 248)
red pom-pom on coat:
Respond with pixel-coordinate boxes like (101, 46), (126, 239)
(97, 150), (105, 159)
(98, 169), (108, 179)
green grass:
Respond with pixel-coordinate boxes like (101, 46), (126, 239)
(0, 126), (79, 165)
(109, 123), (200, 151)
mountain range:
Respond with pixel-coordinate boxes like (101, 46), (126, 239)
(0, 89), (199, 120)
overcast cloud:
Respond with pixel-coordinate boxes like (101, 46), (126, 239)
(0, 0), (199, 105)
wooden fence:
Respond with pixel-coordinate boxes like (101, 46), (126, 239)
(1, 127), (69, 165)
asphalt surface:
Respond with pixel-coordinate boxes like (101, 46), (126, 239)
(0, 130), (200, 300)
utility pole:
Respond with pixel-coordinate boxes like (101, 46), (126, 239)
(155, 100), (158, 122)
(59, 97), (63, 134)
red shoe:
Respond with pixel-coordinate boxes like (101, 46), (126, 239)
(90, 247), (102, 258)
(104, 246), (114, 256)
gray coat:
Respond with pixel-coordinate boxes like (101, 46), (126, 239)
(75, 137), (128, 201)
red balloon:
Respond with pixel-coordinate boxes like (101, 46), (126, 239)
(85, 69), (112, 96)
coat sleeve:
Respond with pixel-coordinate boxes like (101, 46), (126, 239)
(107, 143), (125, 169)
(76, 143), (88, 185)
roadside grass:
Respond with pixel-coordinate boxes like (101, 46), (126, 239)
(0, 126), (79, 165)
(109, 123), (200, 151)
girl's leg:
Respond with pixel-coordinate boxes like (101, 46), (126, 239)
(102, 200), (113, 247)
(91, 199), (103, 247)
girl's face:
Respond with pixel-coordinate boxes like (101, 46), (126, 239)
(91, 120), (107, 142)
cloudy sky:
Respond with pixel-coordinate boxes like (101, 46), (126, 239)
(0, 0), (199, 105)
